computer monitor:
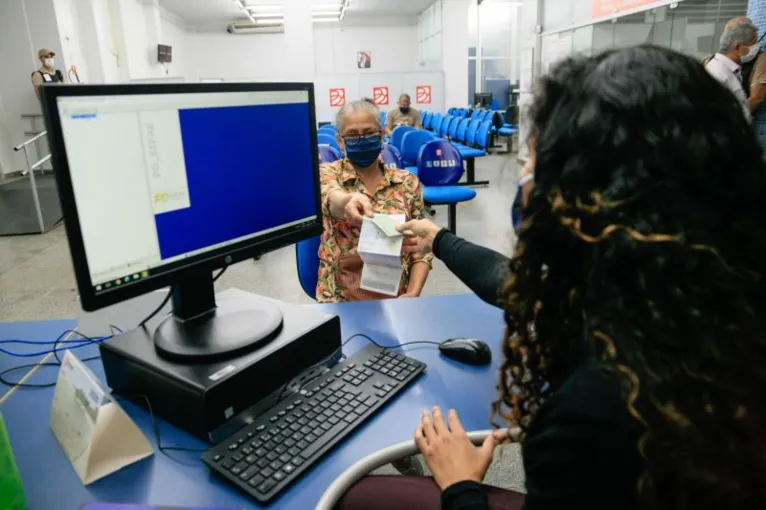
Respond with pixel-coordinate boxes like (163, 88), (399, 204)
(474, 92), (493, 108)
(40, 83), (322, 360)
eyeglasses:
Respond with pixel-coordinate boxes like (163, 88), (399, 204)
(341, 132), (381, 147)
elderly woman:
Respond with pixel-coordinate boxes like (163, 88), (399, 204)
(316, 100), (433, 302)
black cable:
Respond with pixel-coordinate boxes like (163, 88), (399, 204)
(116, 394), (207, 461)
(0, 327), (117, 389)
(342, 332), (441, 350)
(139, 266), (228, 328)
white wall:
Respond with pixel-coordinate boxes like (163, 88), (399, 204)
(187, 25), (418, 83)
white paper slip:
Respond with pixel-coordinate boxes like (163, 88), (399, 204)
(371, 214), (405, 237)
(358, 214), (405, 296)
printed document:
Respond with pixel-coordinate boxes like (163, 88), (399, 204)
(358, 214), (405, 296)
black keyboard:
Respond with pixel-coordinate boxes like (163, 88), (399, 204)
(202, 344), (426, 503)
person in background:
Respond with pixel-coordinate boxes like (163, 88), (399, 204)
(385, 94), (422, 136)
(317, 99), (432, 303)
(705, 18), (758, 120)
(31, 48), (64, 93)
(338, 45), (766, 510)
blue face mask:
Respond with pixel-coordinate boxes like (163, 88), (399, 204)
(345, 134), (382, 168)
(400, 106), (410, 114)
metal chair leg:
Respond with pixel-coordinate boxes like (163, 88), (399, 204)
(448, 204), (457, 234)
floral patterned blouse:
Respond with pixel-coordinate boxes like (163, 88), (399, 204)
(317, 159), (434, 303)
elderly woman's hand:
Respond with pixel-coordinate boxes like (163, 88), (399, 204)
(397, 219), (441, 254)
(343, 193), (374, 226)
(414, 407), (508, 490)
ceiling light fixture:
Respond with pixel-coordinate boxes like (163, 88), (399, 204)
(233, 0), (255, 22)
(339, 0), (351, 21)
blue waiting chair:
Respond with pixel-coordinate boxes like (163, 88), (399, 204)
(318, 126), (337, 136)
(430, 113), (442, 132)
(447, 107), (456, 116)
(297, 143), (344, 299)
(423, 111), (432, 130)
(454, 120), (489, 186)
(380, 110), (388, 127)
(447, 117), (461, 140)
(381, 143), (404, 170)
(439, 116), (453, 138)
(318, 133), (342, 154)
(318, 144), (341, 164)
(320, 124), (338, 133)
(401, 130), (436, 169)
(419, 140), (477, 234)
(296, 235), (322, 299)
(476, 120), (493, 152)
(391, 125), (415, 151)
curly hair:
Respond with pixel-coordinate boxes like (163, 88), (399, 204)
(494, 46), (766, 509)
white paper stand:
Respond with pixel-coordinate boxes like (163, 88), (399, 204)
(50, 351), (153, 485)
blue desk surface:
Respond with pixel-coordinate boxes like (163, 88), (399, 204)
(0, 294), (504, 510)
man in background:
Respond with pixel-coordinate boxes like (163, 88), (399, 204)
(705, 18), (759, 121)
(385, 93), (421, 136)
(31, 48), (65, 94)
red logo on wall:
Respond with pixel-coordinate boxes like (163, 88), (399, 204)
(416, 85), (432, 104)
(330, 88), (346, 107)
(372, 86), (389, 106)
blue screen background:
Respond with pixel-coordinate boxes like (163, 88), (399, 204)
(153, 102), (318, 260)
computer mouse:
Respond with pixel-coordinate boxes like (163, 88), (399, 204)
(439, 338), (492, 366)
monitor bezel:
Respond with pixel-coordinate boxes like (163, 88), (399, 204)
(40, 82), (323, 312)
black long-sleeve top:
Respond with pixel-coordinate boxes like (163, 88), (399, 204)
(432, 229), (642, 510)
(432, 229), (510, 308)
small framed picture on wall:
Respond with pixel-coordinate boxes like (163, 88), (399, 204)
(357, 51), (371, 69)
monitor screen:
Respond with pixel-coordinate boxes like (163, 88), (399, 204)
(52, 87), (320, 299)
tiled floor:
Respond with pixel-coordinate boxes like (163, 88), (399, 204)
(0, 154), (520, 322)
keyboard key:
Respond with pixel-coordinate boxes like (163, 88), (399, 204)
(256, 458), (269, 468)
(254, 448), (266, 457)
(322, 409), (333, 418)
(330, 381), (345, 391)
(261, 467), (274, 478)
(238, 437), (246, 445)
(363, 361), (373, 367)
(306, 411), (318, 420)
(396, 374), (406, 381)
(290, 423), (302, 432)
(268, 428), (279, 437)
(321, 421), (332, 431)
(357, 404), (370, 414)
(285, 416), (297, 424)
(266, 452), (278, 461)
(231, 462), (247, 475)
(213, 454), (223, 462)
(302, 422), (348, 459)
(291, 431), (302, 441)
(328, 416), (340, 425)
(228, 444), (238, 451)
(292, 457), (305, 467)
(269, 459), (283, 471)
(328, 395), (339, 403)
(293, 399), (303, 405)
(247, 431), (255, 438)
(257, 479), (276, 494)
(275, 445), (287, 454)
(297, 439), (309, 449)
(222, 459), (234, 469)
(283, 464), (296, 475)
(270, 416), (278, 423)
(381, 368), (390, 375)
(389, 371), (399, 378)
(337, 410), (348, 419)
(351, 378), (362, 385)
(245, 455), (257, 464)
(259, 434), (271, 442)
(286, 404), (295, 411)
(279, 453), (291, 464)
(256, 424), (266, 432)
(383, 384), (393, 392)
(301, 425), (313, 434)
(346, 387), (362, 396)
(231, 453), (244, 462)
(240, 466), (258, 480)
(251, 440), (263, 449)
(368, 398), (379, 407)
(284, 438), (296, 448)
(273, 471), (286, 482)
(343, 375), (354, 383)
(278, 422), (289, 430)
(288, 446), (301, 456)
(241, 446), (253, 455)
(248, 475), (265, 488)
(264, 440), (277, 451)
(338, 398), (350, 406)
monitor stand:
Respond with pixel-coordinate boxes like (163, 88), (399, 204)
(153, 269), (283, 360)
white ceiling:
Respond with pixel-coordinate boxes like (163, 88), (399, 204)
(158, 0), (435, 27)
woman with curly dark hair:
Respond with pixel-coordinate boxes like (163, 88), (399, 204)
(338, 45), (766, 510)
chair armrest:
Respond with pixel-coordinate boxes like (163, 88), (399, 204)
(315, 429), (493, 510)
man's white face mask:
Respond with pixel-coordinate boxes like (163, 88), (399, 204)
(741, 44), (760, 64)
(43, 58), (54, 68)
